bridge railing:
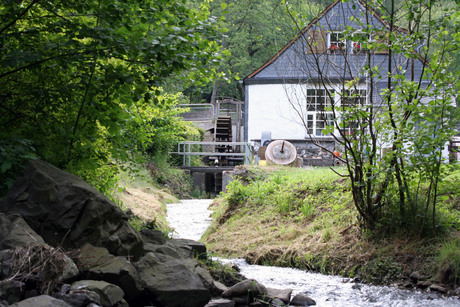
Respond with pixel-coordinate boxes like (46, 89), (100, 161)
(171, 141), (252, 166)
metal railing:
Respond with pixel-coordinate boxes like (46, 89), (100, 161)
(171, 141), (251, 166)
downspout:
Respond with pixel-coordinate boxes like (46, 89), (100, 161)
(243, 79), (250, 164)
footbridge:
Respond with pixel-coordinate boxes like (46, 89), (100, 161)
(171, 141), (252, 196)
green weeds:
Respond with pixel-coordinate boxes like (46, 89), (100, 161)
(436, 238), (460, 285)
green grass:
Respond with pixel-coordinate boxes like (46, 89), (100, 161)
(204, 164), (460, 286)
(436, 238), (460, 284)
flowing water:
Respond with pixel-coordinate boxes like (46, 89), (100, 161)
(166, 199), (460, 307)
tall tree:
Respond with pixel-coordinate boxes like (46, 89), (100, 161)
(184, 0), (325, 103)
(0, 0), (226, 194)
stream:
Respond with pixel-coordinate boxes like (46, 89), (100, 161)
(166, 199), (460, 306)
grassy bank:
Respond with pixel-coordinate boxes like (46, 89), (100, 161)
(203, 165), (460, 287)
(112, 163), (187, 233)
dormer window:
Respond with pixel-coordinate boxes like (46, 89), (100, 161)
(329, 32), (345, 54)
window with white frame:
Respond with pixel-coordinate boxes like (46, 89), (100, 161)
(328, 32), (346, 54)
(304, 87), (367, 137)
(340, 89), (367, 135)
(328, 31), (370, 54)
(305, 89), (334, 136)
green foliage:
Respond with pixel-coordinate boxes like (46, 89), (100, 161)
(361, 257), (403, 285)
(0, 137), (38, 197)
(223, 179), (250, 209)
(187, 0), (325, 102)
(147, 153), (194, 198)
(0, 0), (226, 195)
(436, 239), (460, 285)
(128, 215), (159, 232)
(300, 196), (315, 218)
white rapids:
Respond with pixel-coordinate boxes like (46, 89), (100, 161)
(166, 199), (460, 307)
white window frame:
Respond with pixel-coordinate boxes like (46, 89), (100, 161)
(303, 85), (368, 138)
(328, 31), (346, 54)
(305, 88), (334, 137)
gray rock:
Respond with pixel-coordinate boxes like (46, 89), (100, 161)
(76, 243), (143, 300)
(453, 286), (460, 297)
(0, 160), (143, 260)
(59, 255), (79, 283)
(0, 213), (44, 250)
(409, 271), (420, 283)
(167, 242), (194, 258)
(10, 295), (72, 306)
(117, 299), (129, 307)
(169, 238), (207, 259)
(267, 287), (293, 304)
(86, 256), (143, 300)
(60, 289), (101, 307)
(143, 243), (181, 258)
(222, 279), (267, 305)
(429, 284), (448, 294)
(270, 297), (286, 307)
(212, 280), (228, 296)
(75, 244), (114, 270)
(0, 250), (13, 278)
(0, 280), (25, 305)
(290, 293), (316, 306)
(204, 298), (235, 307)
(135, 252), (211, 307)
(71, 280), (124, 307)
(140, 229), (167, 245)
(416, 281), (431, 289)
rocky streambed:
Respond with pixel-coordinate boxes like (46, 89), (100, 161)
(0, 160), (280, 307)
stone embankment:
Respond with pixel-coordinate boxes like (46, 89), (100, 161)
(0, 160), (312, 307)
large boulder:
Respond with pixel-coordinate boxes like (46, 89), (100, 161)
(267, 287), (293, 304)
(76, 244), (143, 300)
(140, 229), (167, 245)
(0, 160), (143, 259)
(10, 295), (71, 307)
(0, 213), (44, 250)
(135, 252), (211, 307)
(168, 238), (208, 260)
(70, 280), (124, 307)
(221, 279), (267, 305)
(143, 243), (182, 258)
(290, 293), (316, 306)
(57, 283), (101, 307)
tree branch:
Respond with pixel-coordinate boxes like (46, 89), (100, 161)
(0, 0), (40, 36)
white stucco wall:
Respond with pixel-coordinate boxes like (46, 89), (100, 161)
(247, 83), (307, 142)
